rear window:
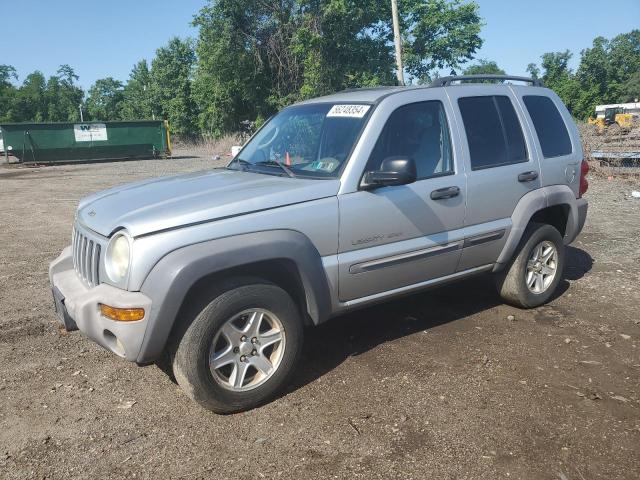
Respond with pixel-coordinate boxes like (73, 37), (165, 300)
(523, 95), (572, 158)
(458, 95), (527, 170)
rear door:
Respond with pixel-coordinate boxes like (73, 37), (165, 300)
(446, 86), (541, 271)
(514, 89), (581, 197)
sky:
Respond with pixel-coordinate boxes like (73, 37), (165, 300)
(2, 0), (639, 90)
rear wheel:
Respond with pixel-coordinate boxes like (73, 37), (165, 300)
(172, 280), (303, 414)
(496, 223), (565, 308)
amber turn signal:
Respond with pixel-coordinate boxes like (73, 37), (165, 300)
(99, 304), (145, 322)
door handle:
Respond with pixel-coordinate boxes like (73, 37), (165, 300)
(518, 171), (539, 182)
(430, 186), (460, 200)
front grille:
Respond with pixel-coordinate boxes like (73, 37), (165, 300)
(72, 226), (101, 287)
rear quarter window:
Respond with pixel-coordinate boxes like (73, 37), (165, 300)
(522, 95), (572, 158)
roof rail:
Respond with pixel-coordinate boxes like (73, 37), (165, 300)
(339, 86), (402, 93)
(430, 75), (544, 87)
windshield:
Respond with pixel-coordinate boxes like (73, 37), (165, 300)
(229, 103), (371, 178)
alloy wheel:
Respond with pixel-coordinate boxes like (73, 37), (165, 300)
(208, 308), (286, 391)
(525, 240), (558, 294)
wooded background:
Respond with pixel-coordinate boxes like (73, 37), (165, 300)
(1, 0), (638, 138)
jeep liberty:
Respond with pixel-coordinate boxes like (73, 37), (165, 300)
(50, 75), (589, 413)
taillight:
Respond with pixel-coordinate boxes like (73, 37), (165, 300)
(579, 160), (589, 197)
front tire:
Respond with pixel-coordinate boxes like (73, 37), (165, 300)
(172, 281), (303, 414)
(496, 223), (565, 308)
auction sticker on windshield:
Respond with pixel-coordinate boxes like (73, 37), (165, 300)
(327, 104), (370, 118)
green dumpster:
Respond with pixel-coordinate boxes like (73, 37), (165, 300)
(0, 120), (172, 163)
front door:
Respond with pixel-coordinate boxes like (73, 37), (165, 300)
(337, 99), (466, 302)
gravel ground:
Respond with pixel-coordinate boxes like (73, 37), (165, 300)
(0, 150), (639, 479)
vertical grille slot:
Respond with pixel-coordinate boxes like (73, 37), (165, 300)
(72, 226), (101, 287)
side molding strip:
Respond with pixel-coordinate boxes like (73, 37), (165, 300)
(340, 264), (494, 310)
(463, 229), (505, 248)
(349, 241), (463, 274)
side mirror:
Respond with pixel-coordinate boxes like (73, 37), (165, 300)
(362, 156), (417, 190)
(231, 145), (242, 157)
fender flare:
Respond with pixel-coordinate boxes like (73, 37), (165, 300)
(494, 185), (581, 270)
(136, 230), (332, 363)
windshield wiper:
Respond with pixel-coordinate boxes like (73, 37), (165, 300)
(255, 159), (296, 178)
(228, 157), (252, 171)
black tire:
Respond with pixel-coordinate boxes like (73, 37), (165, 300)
(172, 280), (303, 414)
(495, 222), (565, 309)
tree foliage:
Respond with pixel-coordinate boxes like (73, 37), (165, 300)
(529, 30), (640, 119)
(86, 77), (124, 121)
(150, 37), (198, 137)
(192, 0), (483, 136)
(0, 65), (18, 122)
(621, 72), (640, 102)
(47, 65), (84, 122)
(120, 60), (153, 120)
(463, 59), (505, 76)
(14, 72), (47, 122)
(1, 9), (637, 133)
(402, 0), (483, 82)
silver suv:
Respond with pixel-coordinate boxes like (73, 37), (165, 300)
(49, 75), (589, 413)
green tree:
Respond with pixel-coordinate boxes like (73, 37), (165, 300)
(86, 77), (124, 121)
(463, 59), (505, 76)
(526, 63), (540, 79)
(120, 60), (154, 120)
(573, 37), (610, 119)
(607, 30), (640, 99)
(571, 30), (640, 118)
(0, 65), (18, 121)
(150, 38), (198, 137)
(541, 50), (572, 86)
(537, 50), (579, 114)
(14, 71), (48, 122)
(621, 72), (640, 102)
(192, 1), (265, 137)
(193, 0), (483, 136)
(45, 65), (84, 121)
(402, 0), (484, 83)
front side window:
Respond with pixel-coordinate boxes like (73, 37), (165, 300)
(458, 95), (527, 170)
(367, 101), (454, 179)
(523, 95), (572, 158)
(230, 103), (371, 178)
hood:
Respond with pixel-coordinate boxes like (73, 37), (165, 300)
(77, 169), (340, 237)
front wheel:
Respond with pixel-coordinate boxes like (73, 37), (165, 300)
(496, 223), (565, 308)
(172, 281), (303, 414)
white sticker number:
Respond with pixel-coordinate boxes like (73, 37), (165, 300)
(327, 104), (370, 118)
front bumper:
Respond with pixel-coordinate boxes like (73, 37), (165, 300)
(49, 246), (152, 361)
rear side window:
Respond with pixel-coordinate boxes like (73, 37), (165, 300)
(458, 95), (527, 170)
(523, 95), (572, 158)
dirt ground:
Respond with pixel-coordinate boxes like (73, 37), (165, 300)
(0, 148), (639, 480)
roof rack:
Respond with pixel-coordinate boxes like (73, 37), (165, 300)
(339, 86), (404, 93)
(430, 75), (544, 87)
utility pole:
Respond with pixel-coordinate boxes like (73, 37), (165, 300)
(391, 0), (404, 85)
(79, 103), (84, 122)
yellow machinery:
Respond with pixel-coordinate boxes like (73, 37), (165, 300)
(589, 103), (639, 132)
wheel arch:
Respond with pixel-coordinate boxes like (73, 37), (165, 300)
(494, 185), (580, 271)
(136, 230), (333, 363)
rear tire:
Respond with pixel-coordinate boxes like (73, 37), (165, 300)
(496, 223), (565, 308)
(172, 280), (303, 414)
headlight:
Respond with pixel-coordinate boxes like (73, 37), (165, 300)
(105, 232), (131, 283)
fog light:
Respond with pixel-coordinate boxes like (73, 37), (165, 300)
(99, 304), (145, 322)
